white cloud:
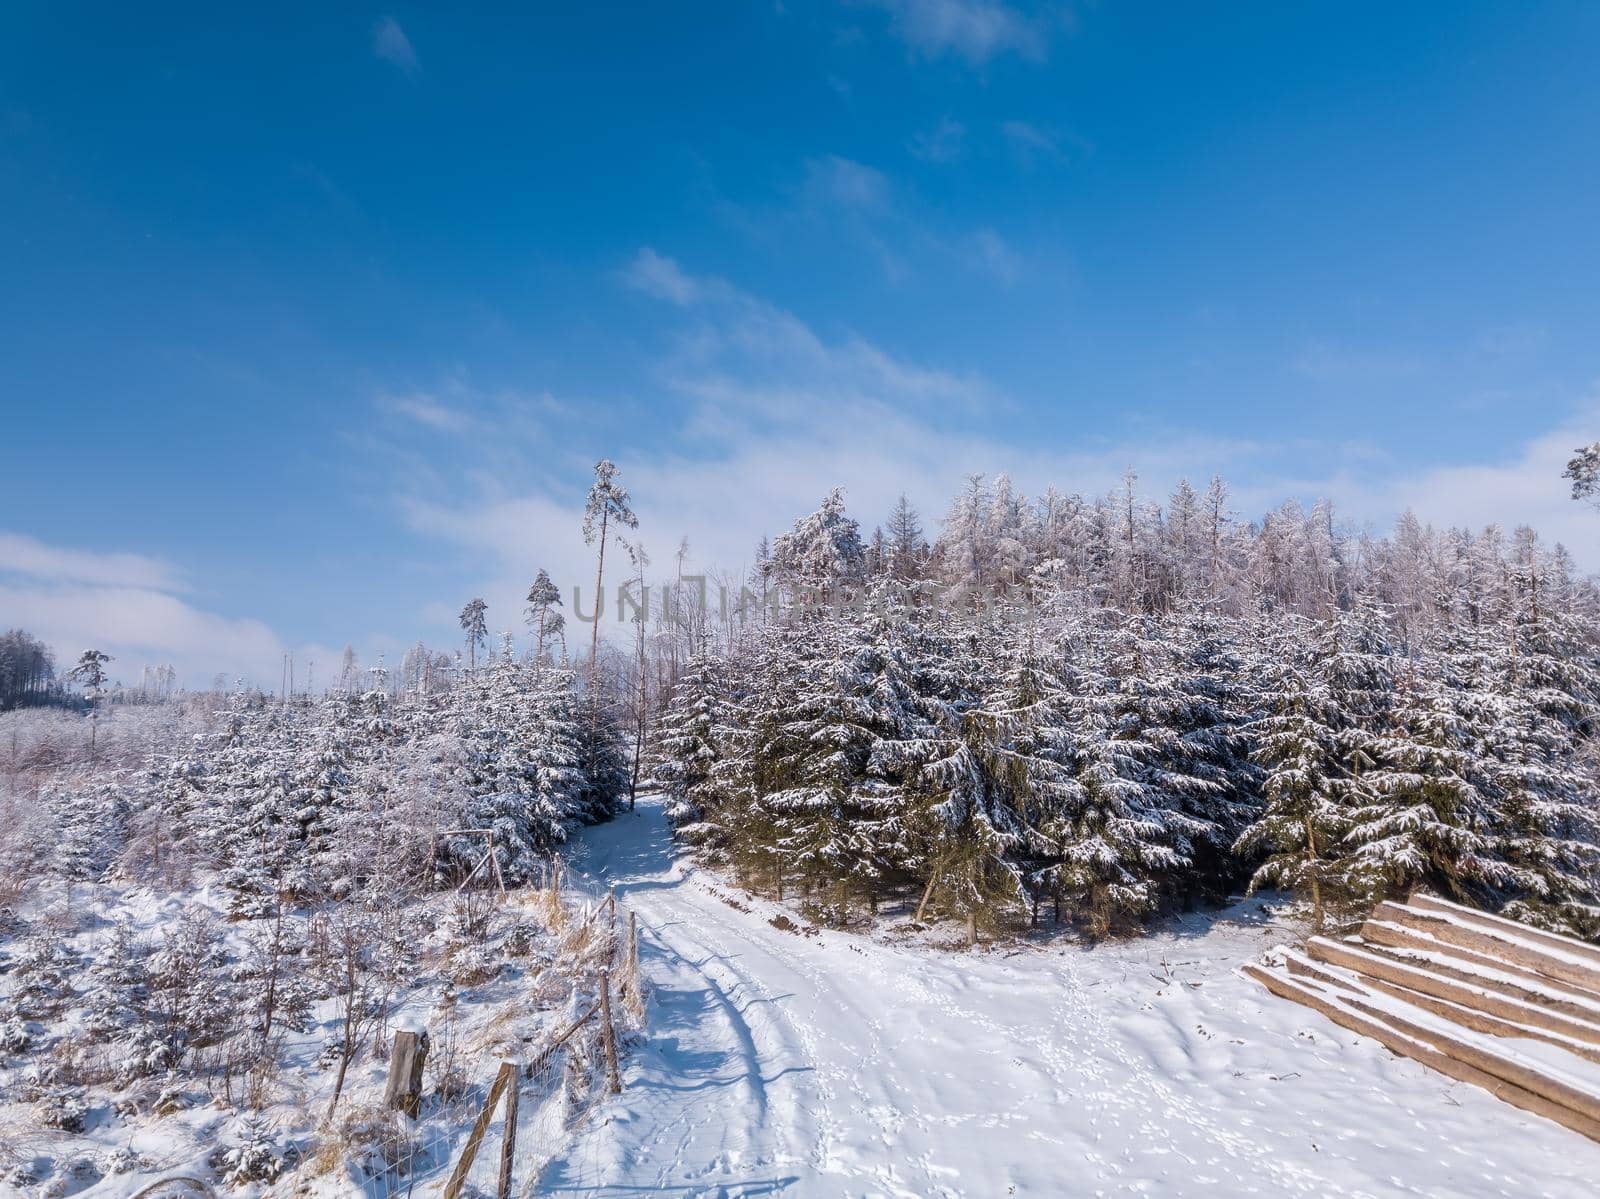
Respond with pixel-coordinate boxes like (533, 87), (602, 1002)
(1385, 407), (1600, 565)
(1291, 339), (1426, 384)
(910, 117), (966, 163)
(373, 16), (419, 74)
(1000, 119), (1085, 167)
(869, 0), (1053, 65)
(0, 533), (331, 688)
(0, 532), (183, 591)
(622, 248), (704, 305)
(389, 393), (472, 432)
(969, 228), (1021, 286)
(802, 155), (892, 213)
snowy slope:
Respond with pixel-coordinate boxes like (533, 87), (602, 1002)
(537, 796), (1600, 1198)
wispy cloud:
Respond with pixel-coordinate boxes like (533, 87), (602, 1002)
(373, 16), (419, 75)
(389, 393), (473, 433)
(969, 228), (1022, 286)
(1001, 119), (1086, 167)
(802, 155), (892, 213)
(622, 247), (705, 305)
(910, 117), (967, 163)
(1291, 339), (1427, 384)
(867, 0), (1057, 65)
(0, 533), (184, 592)
(393, 252), (1274, 648)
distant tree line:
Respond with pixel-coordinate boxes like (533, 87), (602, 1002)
(0, 629), (60, 711)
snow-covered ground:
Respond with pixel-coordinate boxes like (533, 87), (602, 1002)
(547, 796), (1600, 1198)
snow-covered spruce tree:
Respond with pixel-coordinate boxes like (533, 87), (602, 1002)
(686, 623), (795, 888)
(445, 656), (570, 885)
(1234, 659), (1362, 933)
(530, 665), (594, 832)
(1167, 606), (1263, 871)
(526, 568), (566, 665)
(1031, 612), (1226, 937)
(1430, 620), (1600, 932)
(122, 746), (208, 885)
(442, 656), (618, 886)
(574, 679), (630, 827)
(648, 652), (733, 843)
(292, 692), (360, 889)
(767, 487), (866, 607)
(235, 897), (316, 1061)
(221, 1112), (286, 1186)
(206, 697), (311, 916)
(1345, 671), (1503, 905)
(47, 774), (127, 894)
(10, 930), (78, 1020)
(1049, 690), (1201, 939)
(906, 647), (1070, 939)
(144, 907), (237, 1070)
(752, 615), (926, 921)
(78, 920), (174, 1086)
(1099, 613), (1248, 908)
(459, 597), (489, 673)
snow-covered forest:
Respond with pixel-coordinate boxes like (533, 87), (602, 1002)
(649, 471), (1600, 942)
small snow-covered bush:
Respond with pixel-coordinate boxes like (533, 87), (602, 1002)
(111, 1027), (175, 1086)
(0, 1006), (31, 1053)
(7, 1161), (43, 1189)
(11, 934), (76, 1019)
(36, 1087), (88, 1132)
(446, 943), (499, 985)
(103, 1145), (150, 1174)
(504, 917), (544, 957)
(220, 1113), (286, 1187)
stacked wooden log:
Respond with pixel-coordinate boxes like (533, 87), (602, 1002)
(1243, 894), (1600, 1141)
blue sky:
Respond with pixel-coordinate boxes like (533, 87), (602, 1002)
(3, 2), (1599, 683)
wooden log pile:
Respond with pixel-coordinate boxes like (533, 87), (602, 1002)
(1243, 894), (1600, 1141)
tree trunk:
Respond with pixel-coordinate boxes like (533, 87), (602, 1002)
(327, 1044), (353, 1123)
(1305, 816), (1324, 935)
(590, 509), (609, 671)
(914, 870), (939, 924)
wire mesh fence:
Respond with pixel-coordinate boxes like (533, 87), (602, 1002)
(342, 887), (647, 1198)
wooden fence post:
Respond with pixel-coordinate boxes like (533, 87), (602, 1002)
(599, 970), (622, 1095)
(497, 1069), (520, 1199)
(628, 910), (638, 983)
(443, 1060), (517, 1199)
(382, 1028), (429, 1118)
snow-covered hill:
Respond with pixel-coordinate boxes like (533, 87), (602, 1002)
(547, 796), (1600, 1197)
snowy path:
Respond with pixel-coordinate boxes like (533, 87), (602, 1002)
(537, 798), (1600, 1197)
